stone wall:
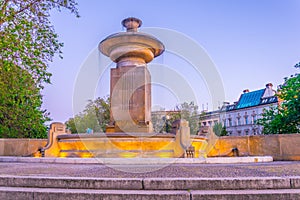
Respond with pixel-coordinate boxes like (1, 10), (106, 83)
(208, 134), (300, 161)
(0, 139), (47, 156)
(0, 134), (300, 160)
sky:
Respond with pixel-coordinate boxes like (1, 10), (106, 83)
(44, 0), (300, 123)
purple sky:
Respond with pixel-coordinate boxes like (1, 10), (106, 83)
(44, 0), (300, 122)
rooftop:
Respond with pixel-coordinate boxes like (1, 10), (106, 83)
(216, 84), (278, 113)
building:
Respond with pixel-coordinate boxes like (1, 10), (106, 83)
(151, 110), (181, 133)
(199, 83), (278, 136)
(198, 110), (220, 135)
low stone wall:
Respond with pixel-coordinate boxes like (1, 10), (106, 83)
(0, 139), (47, 156)
(0, 134), (299, 160)
(208, 134), (300, 161)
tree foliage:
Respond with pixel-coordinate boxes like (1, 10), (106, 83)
(65, 96), (110, 133)
(151, 110), (181, 133)
(0, 0), (78, 138)
(177, 101), (199, 135)
(0, 65), (49, 137)
(213, 122), (228, 137)
(151, 102), (200, 134)
(156, 102), (199, 134)
(0, 0), (79, 88)
(257, 63), (300, 134)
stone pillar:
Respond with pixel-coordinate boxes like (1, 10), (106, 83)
(110, 65), (152, 132)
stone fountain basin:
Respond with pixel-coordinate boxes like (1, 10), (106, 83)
(53, 133), (207, 158)
(99, 32), (165, 63)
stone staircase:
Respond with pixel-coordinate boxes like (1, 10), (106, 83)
(0, 175), (299, 199)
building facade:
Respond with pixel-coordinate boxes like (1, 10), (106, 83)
(199, 83), (278, 136)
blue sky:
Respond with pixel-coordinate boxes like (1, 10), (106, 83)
(45, 0), (300, 122)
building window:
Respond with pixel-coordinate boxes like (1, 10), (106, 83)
(245, 116), (249, 125)
(252, 115), (257, 124)
(252, 128), (257, 135)
(228, 118), (232, 127)
(208, 121), (212, 127)
(237, 131), (242, 136)
(244, 112), (249, 125)
(245, 130), (249, 135)
(256, 129), (261, 135)
(237, 117), (241, 126)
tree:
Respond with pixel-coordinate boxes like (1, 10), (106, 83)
(64, 117), (77, 133)
(257, 63), (300, 134)
(0, 65), (49, 138)
(151, 102), (199, 134)
(177, 102), (200, 135)
(0, 0), (78, 138)
(213, 122), (228, 136)
(65, 96), (110, 133)
(156, 102), (199, 135)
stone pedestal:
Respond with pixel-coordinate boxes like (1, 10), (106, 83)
(110, 65), (152, 132)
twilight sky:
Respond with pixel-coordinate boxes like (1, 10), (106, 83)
(44, 0), (300, 123)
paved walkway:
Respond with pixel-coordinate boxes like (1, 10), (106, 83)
(0, 159), (299, 178)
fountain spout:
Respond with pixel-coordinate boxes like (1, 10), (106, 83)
(121, 17), (142, 32)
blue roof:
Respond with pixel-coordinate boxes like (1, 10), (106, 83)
(236, 89), (265, 109)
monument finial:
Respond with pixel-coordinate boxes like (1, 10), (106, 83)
(121, 17), (142, 32)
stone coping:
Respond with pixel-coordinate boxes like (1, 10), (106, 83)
(0, 156), (272, 165)
(57, 133), (177, 139)
(56, 133), (207, 140)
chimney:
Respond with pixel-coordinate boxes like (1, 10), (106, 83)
(266, 83), (273, 89)
(243, 89), (250, 93)
(223, 102), (230, 106)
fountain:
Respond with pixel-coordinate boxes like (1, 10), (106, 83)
(41, 18), (208, 158)
(99, 17), (164, 133)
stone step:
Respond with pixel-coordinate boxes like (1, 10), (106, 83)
(0, 176), (142, 190)
(190, 189), (300, 200)
(0, 187), (299, 200)
(0, 187), (189, 200)
(143, 177), (299, 190)
(0, 175), (299, 190)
